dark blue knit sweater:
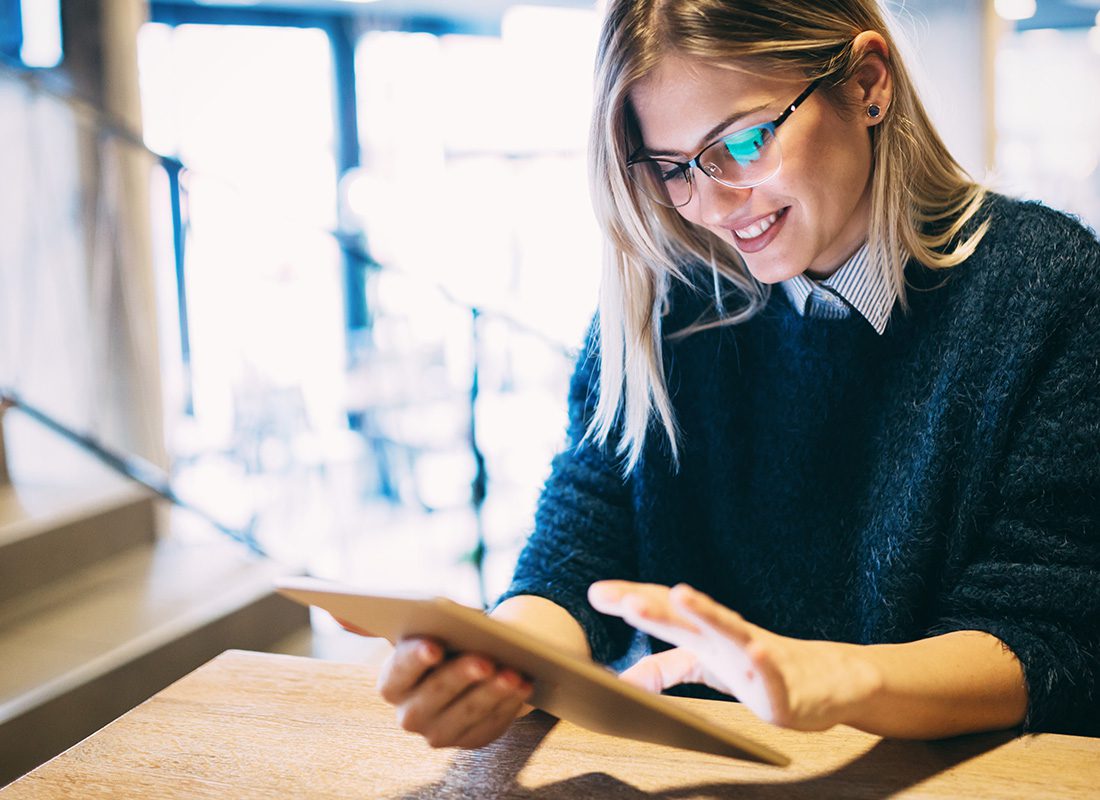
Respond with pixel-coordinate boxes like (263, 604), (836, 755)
(500, 194), (1100, 736)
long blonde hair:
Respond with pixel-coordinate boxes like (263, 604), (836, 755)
(586, 0), (989, 474)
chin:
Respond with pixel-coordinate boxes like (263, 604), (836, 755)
(742, 258), (802, 285)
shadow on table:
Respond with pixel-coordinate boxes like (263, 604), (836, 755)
(394, 711), (1017, 799)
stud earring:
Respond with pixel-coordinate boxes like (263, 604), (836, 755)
(867, 103), (882, 119)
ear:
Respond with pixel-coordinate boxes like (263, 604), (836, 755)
(849, 30), (892, 127)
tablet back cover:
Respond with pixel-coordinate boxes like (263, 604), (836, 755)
(277, 577), (789, 766)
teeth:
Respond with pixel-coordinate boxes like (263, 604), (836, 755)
(734, 211), (780, 239)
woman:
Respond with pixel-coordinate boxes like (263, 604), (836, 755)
(377, 0), (1100, 749)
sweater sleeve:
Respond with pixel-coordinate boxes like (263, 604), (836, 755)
(929, 221), (1100, 735)
(494, 328), (639, 665)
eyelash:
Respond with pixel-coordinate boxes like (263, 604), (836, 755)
(655, 125), (770, 183)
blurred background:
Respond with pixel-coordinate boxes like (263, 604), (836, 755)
(5, 0), (1099, 606)
(0, 0), (1098, 783)
(0, 0), (1095, 603)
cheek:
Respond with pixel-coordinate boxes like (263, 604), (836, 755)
(785, 138), (870, 221)
(674, 204), (704, 229)
(784, 110), (869, 186)
(822, 145), (869, 194)
(824, 127), (873, 193)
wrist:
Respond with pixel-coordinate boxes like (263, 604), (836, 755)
(833, 642), (886, 730)
(831, 632), (1028, 739)
(489, 595), (590, 660)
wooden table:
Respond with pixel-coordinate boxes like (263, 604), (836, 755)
(3, 649), (1099, 798)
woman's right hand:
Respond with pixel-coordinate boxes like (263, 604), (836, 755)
(376, 636), (534, 749)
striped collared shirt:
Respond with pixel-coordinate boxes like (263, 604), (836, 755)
(779, 243), (896, 335)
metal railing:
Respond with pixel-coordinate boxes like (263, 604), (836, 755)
(2, 54), (581, 607)
(0, 388), (266, 555)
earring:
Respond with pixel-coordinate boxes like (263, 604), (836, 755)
(867, 103), (882, 119)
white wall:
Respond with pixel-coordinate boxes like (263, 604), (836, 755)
(889, 0), (991, 180)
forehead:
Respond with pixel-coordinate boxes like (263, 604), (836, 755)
(630, 56), (799, 153)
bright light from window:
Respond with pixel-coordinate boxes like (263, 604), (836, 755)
(994, 0), (1037, 22)
(501, 4), (597, 42)
(1089, 25), (1100, 57)
(19, 0), (62, 68)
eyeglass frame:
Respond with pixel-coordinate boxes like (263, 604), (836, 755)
(626, 78), (822, 208)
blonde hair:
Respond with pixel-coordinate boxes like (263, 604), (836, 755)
(586, 0), (989, 474)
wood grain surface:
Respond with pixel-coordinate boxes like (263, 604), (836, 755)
(3, 649), (1099, 799)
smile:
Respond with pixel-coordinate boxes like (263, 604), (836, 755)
(734, 211), (781, 240)
(729, 207), (790, 254)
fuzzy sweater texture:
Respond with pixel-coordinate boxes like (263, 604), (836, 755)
(500, 194), (1100, 736)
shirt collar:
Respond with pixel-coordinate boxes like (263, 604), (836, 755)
(779, 243), (897, 335)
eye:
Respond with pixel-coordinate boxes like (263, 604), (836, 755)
(658, 162), (687, 183)
(722, 126), (769, 166)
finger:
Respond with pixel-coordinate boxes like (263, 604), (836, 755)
(417, 667), (526, 748)
(395, 654), (494, 734)
(588, 580), (672, 613)
(377, 638), (443, 704)
(451, 695), (529, 750)
(589, 582), (702, 637)
(618, 647), (704, 693)
(669, 584), (756, 647)
(332, 615), (377, 637)
(617, 609), (708, 652)
(612, 594), (708, 650)
(450, 673), (534, 749)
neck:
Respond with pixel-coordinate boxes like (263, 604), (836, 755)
(804, 183), (873, 280)
(803, 239), (867, 281)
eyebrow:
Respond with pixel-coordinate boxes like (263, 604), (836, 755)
(637, 102), (771, 158)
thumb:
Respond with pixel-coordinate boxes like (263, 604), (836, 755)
(618, 647), (703, 693)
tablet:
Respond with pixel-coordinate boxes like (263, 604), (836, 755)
(276, 577), (789, 766)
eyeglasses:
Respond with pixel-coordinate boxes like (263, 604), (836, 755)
(626, 79), (821, 208)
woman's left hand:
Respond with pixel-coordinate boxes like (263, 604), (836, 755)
(588, 581), (882, 731)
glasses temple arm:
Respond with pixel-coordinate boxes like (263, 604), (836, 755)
(772, 78), (822, 128)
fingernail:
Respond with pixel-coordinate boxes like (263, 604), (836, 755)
(468, 659), (492, 680)
(496, 671), (520, 690)
(418, 641), (439, 663)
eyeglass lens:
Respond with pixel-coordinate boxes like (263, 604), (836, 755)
(628, 124), (780, 208)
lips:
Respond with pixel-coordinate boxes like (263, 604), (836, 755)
(733, 211), (780, 239)
(728, 207), (790, 254)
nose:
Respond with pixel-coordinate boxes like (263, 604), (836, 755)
(692, 174), (752, 227)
